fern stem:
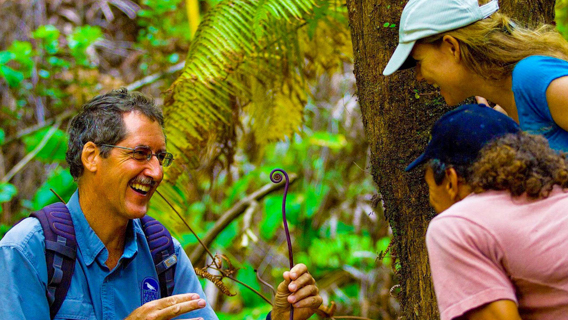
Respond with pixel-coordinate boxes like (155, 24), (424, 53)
(155, 189), (221, 269)
(270, 168), (294, 320)
(226, 274), (273, 305)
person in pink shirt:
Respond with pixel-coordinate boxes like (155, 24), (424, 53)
(405, 103), (568, 320)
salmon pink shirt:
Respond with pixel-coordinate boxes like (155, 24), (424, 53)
(427, 187), (568, 320)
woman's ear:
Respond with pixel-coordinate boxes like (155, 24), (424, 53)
(442, 35), (461, 62)
(81, 142), (99, 174)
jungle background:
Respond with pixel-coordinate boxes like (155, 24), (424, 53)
(0, 0), (567, 319)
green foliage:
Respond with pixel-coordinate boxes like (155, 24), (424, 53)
(0, 18), (107, 242)
(557, 0), (568, 39)
(331, 282), (359, 305)
(67, 26), (103, 67)
(164, 0), (322, 182)
(22, 128), (68, 162)
(0, 183), (18, 203)
(0, 182), (17, 217)
(307, 228), (386, 276)
(206, 0), (224, 6)
(0, 224), (10, 239)
(178, 230), (206, 247)
(305, 0), (347, 39)
(33, 25), (61, 55)
(261, 193), (302, 239)
(304, 183), (329, 218)
(0, 24), (102, 117)
(0, 24), (101, 89)
(235, 263), (265, 307)
(31, 167), (76, 210)
(139, 0), (181, 16)
(215, 220), (239, 248)
(0, 41), (33, 88)
(309, 131), (347, 149)
(217, 304), (272, 320)
(136, 0), (191, 74)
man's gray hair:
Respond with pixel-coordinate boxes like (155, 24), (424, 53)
(65, 88), (164, 179)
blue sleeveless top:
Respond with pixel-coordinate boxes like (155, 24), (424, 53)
(512, 55), (568, 152)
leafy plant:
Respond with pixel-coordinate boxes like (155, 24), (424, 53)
(163, 0), (325, 183)
(557, 0), (568, 39)
(22, 127), (68, 163)
(0, 41), (33, 88)
(136, 0), (192, 73)
(33, 25), (61, 55)
(66, 26), (103, 67)
(0, 182), (18, 213)
(30, 167), (76, 210)
(0, 24), (102, 118)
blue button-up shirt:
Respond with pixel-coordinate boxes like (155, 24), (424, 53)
(0, 191), (218, 319)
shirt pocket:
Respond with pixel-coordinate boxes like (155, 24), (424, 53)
(54, 299), (96, 320)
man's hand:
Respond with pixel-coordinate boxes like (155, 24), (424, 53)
(272, 263), (323, 320)
(124, 293), (206, 320)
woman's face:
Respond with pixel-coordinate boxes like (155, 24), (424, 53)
(411, 41), (473, 106)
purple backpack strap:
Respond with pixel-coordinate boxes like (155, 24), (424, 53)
(140, 215), (177, 298)
(30, 202), (77, 320)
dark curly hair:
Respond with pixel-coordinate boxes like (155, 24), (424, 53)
(66, 88), (164, 179)
(470, 132), (568, 199)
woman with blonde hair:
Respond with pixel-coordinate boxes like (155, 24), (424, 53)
(383, 0), (568, 152)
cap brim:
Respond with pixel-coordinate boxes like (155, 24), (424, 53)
(383, 41), (416, 76)
(405, 152), (426, 172)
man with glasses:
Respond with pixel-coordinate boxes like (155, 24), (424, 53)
(0, 88), (322, 319)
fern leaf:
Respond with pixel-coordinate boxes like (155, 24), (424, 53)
(164, 0), (325, 183)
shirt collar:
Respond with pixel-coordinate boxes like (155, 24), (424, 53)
(123, 220), (142, 264)
(66, 190), (140, 267)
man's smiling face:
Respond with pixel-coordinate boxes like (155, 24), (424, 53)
(94, 111), (166, 221)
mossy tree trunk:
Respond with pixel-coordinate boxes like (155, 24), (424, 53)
(345, 0), (556, 318)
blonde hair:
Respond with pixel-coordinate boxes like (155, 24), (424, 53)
(420, 13), (568, 81)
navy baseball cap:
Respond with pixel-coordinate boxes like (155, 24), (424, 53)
(405, 104), (520, 171)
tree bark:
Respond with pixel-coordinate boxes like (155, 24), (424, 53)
(345, 0), (556, 319)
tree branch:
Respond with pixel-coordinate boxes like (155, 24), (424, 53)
(189, 173), (298, 262)
(126, 61), (185, 92)
(2, 121), (61, 183)
(226, 274), (273, 305)
(4, 110), (74, 145)
(156, 188), (219, 267)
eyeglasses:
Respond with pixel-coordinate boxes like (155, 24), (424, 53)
(100, 144), (174, 167)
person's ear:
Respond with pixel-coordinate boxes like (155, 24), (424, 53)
(444, 167), (461, 201)
(81, 142), (99, 174)
(442, 35), (461, 62)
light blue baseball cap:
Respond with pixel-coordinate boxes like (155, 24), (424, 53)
(383, 0), (499, 76)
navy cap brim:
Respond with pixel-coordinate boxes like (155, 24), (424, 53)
(405, 152), (427, 172)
